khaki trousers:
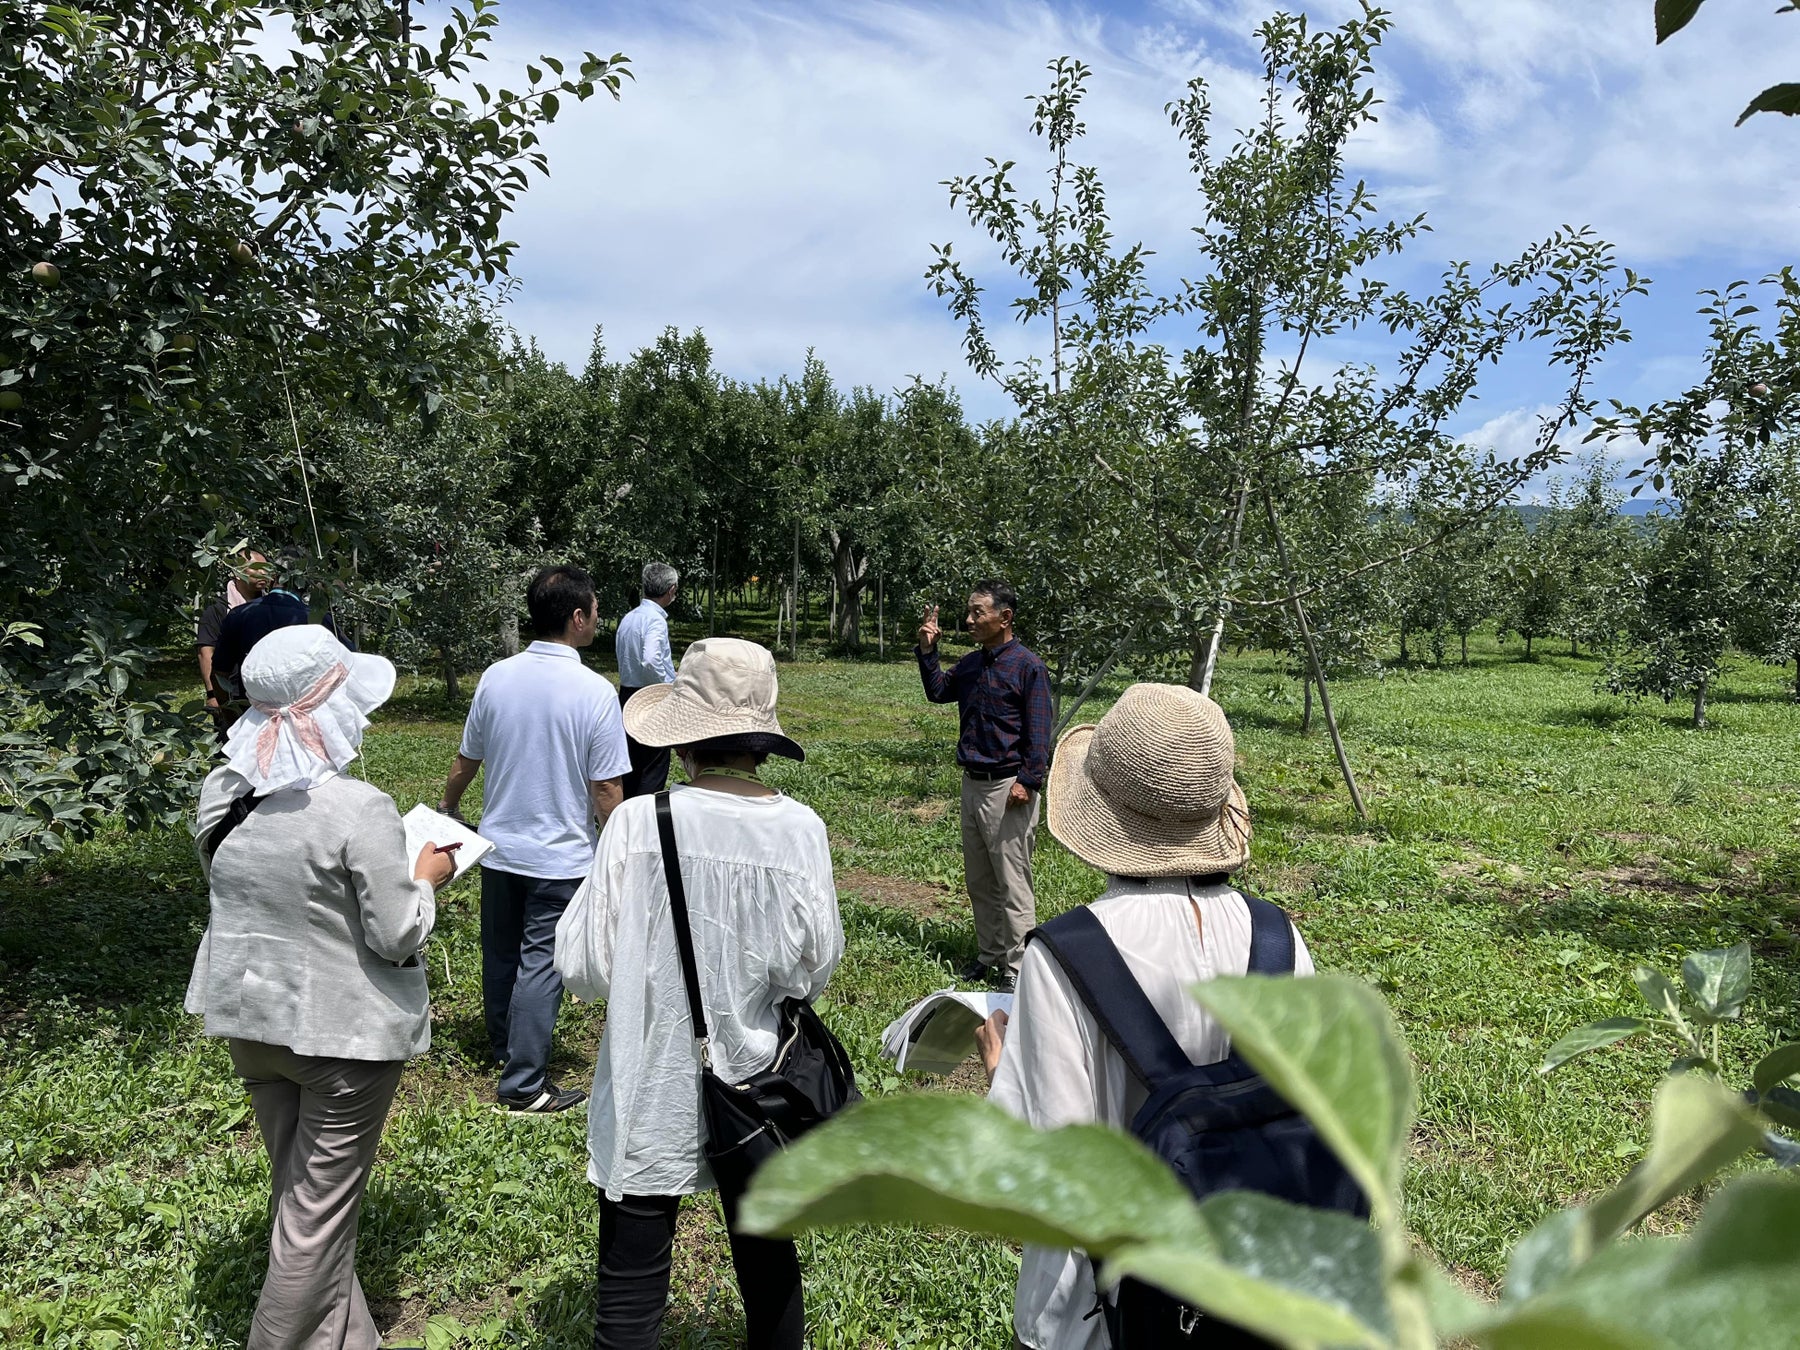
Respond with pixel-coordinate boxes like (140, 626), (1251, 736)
(228, 1040), (404, 1350)
(960, 773), (1041, 977)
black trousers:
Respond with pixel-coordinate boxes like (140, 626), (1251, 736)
(617, 685), (672, 799)
(594, 1176), (803, 1350)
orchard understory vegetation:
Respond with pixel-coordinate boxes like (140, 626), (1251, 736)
(9, 1), (1800, 1346)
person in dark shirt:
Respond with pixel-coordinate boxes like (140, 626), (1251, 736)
(210, 565), (314, 708)
(916, 578), (1052, 989)
(195, 551), (268, 732)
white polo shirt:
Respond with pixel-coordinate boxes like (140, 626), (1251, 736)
(459, 641), (631, 879)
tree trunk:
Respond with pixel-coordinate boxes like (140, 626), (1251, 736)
(1694, 677), (1708, 729)
(1398, 621), (1409, 664)
(1460, 631), (1468, 666)
(1524, 633), (1534, 660)
(790, 516), (801, 662)
(828, 530), (870, 650)
(499, 610), (519, 658)
(1301, 669), (1314, 735)
(441, 647), (460, 702)
(878, 574), (885, 659)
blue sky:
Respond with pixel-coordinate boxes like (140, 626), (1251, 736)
(471, 0), (1799, 500)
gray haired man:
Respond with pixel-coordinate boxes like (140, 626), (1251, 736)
(615, 561), (679, 798)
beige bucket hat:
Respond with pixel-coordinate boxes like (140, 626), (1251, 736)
(1047, 683), (1251, 878)
(621, 637), (804, 761)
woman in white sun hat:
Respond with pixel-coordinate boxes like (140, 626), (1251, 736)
(973, 682), (1315, 1350)
(556, 637), (843, 1350)
(185, 625), (456, 1350)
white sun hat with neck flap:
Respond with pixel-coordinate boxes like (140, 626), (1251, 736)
(221, 625), (396, 793)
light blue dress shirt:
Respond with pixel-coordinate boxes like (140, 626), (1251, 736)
(615, 598), (676, 688)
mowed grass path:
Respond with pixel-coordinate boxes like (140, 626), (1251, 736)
(6, 633), (1800, 1346)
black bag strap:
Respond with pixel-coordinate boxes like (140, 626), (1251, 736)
(1243, 892), (1297, 975)
(655, 791), (714, 1065)
(1031, 907), (1194, 1090)
(200, 791), (267, 863)
(1031, 891), (1299, 1092)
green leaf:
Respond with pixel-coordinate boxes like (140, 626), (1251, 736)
(1679, 944), (1751, 1021)
(1757, 1084), (1800, 1132)
(739, 1094), (1208, 1254)
(1736, 82), (1800, 126)
(1114, 1189), (1391, 1347)
(1540, 1018), (1648, 1074)
(1107, 1211), (1388, 1349)
(1488, 1177), (1800, 1347)
(1654, 0), (1706, 44)
(1583, 1073), (1762, 1247)
(1751, 1041), (1800, 1093)
(423, 1315), (463, 1350)
(1632, 966), (1681, 1018)
(1189, 974), (1413, 1217)
(1505, 1075), (1761, 1303)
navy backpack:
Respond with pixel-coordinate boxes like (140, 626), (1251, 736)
(1029, 893), (1369, 1349)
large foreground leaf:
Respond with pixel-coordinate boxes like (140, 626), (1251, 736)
(1191, 974), (1415, 1214)
(1504, 1075), (1762, 1301)
(1105, 1191), (1392, 1350)
(1484, 1176), (1800, 1348)
(738, 1094), (1207, 1253)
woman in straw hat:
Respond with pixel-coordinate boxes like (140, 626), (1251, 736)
(973, 683), (1315, 1350)
(185, 625), (457, 1350)
(556, 637), (843, 1350)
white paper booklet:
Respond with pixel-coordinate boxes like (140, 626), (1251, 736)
(880, 989), (1016, 1075)
(401, 805), (495, 886)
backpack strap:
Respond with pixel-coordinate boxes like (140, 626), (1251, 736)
(654, 791), (714, 1067)
(1030, 907), (1195, 1092)
(1242, 892), (1296, 975)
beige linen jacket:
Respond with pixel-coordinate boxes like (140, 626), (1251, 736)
(185, 767), (437, 1061)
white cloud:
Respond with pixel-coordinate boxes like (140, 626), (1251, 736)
(471, 0), (1800, 451)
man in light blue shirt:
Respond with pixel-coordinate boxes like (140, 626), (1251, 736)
(614, 561), (679, 798)
(439, 564), (630, 1113)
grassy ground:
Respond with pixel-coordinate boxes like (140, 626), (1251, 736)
(6, 630), (1800, 1347)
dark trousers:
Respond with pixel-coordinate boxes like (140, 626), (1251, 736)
(593, 1177), (803, 1350)
(479, 867), (580, 1101)
(617, 685), (672, 800)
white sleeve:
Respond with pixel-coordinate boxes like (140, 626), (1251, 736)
(555, 815), (625, 1001)
(587, 685), (631, 782)
(459, 678), (488, 760)
(649, 615), (676, 685)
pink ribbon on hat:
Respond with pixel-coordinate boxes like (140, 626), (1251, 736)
(252, 662), (349, 776)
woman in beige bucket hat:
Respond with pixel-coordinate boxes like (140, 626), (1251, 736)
(975, 683), (1316, 1350)
(556, 638), (840, 1350)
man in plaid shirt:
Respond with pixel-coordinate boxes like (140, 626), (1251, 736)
(916, 579), (1052, 990)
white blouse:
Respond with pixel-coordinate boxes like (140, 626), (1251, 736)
(987, 879), (1315, 1350)
(555, 784), (844, 1199)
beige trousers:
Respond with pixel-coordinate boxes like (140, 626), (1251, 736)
(960, 773), (1041, 977)
(228, 1040), (404, 1350)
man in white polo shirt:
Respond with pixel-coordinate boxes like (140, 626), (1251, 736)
(614, 560), (679, 798)
(439, 564), (630, 1113)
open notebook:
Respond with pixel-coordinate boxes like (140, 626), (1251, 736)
(881, 989), (1015, 1075)
(401, 805), (494, 886)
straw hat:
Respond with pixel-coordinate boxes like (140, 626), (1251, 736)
(622, 637), (804, 761)
(222, 625), (396, 793)
(1047, 683), (1251, 878)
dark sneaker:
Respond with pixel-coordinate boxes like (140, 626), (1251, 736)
(957, 958), (993, 984)
(498, 1083), (587, 1115)
(991, 975), (1016, 994)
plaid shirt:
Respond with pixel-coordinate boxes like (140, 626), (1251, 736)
(916, 638), (1053, 790)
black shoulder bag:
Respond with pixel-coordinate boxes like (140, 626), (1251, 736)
(199, 791), (268, 863)
(654, 790), (861, 1192)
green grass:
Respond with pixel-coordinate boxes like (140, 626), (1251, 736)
(7, 631), (1800, 1345)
